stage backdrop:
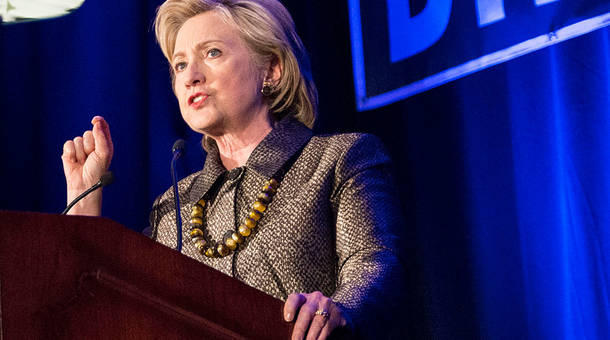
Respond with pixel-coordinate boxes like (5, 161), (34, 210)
(0, 0), (608, 339)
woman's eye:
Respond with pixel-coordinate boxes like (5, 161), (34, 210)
(207, 48), (221, 58)
(174, 62), (187, 72)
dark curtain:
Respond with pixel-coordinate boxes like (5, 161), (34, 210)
(1, 1), (608, 338)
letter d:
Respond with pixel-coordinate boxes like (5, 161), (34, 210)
(387, 0), (452, 62)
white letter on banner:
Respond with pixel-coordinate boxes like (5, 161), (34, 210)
(387, 0), (452, 63)
(534, 0), (558, 5)
(477, 0), (559, 27)
(476, 0), (506, 27)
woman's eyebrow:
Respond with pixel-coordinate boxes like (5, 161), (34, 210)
(172, 39), (225, 61)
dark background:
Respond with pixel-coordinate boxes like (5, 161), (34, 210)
(1, 1), (608, 338)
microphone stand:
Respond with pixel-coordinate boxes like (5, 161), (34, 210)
(171, 140), (185, 252)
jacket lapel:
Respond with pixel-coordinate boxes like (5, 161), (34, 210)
(246, 118), (313, 178)
(188, 118), (313, 202)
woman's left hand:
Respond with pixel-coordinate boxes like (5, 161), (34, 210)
(284, 291), (348, 340)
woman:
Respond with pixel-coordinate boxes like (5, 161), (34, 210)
(61, 0), (404, 338)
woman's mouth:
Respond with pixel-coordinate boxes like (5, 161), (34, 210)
(189, 93), (208, 108)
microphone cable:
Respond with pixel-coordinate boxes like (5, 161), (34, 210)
(61, 172), (114, 215)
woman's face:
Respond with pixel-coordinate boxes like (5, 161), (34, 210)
(172, 11), (268, 137)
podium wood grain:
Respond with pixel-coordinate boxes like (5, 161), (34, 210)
(0, 211), (293, 339)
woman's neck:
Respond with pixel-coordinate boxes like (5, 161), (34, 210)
(211, 117), (273, 170)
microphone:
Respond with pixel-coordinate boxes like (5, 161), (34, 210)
(171, 139), (185, 252)
(61, 172), (114, 215)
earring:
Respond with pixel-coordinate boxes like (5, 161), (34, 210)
(261, 81), (273, 96)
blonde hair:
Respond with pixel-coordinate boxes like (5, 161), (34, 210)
(154, 0), (317, 128)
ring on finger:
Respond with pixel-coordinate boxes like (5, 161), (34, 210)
(314, 309), (330, 319)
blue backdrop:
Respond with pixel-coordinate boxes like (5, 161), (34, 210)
(0, 0), (608, 338)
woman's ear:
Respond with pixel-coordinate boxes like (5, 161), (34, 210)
(266, 55), (282, 85)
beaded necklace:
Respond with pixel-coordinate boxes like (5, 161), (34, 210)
(189, 178), (279, 258)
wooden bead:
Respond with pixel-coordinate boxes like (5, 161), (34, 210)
(249, 210), (262, 221)
(217, 244), (230, 257)
(238, 225), (251, 237)
(257, 192), (271, 204)
(190, 228), (204, 238)
(191, 217), (203, 225)
(191, 209), (203, 218)
(225, 237), (237, 250)
(252, 201), (267, 213)
(191, 236), (204, 243)
(193, 238), (206, 253)
(267, 178), (279, 190)
(204, 247), (215, 258)
(262, 184), (277, 194)
(232, 232), (244, 244)
(192, 203), (203, 212)
(197, 199), (206, 207)
(244, 217), (257, 229)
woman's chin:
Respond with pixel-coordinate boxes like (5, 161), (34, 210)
(188, 120), (225, 137)
(182, 111), (216, 132)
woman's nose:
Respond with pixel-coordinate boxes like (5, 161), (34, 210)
(185, 61), (205, 86)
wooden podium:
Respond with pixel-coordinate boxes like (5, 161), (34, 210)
(0, 211), (293, 339)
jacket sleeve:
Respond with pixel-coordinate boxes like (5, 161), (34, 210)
(330, 134), (407, 338)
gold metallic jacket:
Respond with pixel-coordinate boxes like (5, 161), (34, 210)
(150, 118), (405, 336)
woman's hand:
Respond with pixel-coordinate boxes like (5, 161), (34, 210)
(61, 116), (114, 216)
(284, 291), (348, 340)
